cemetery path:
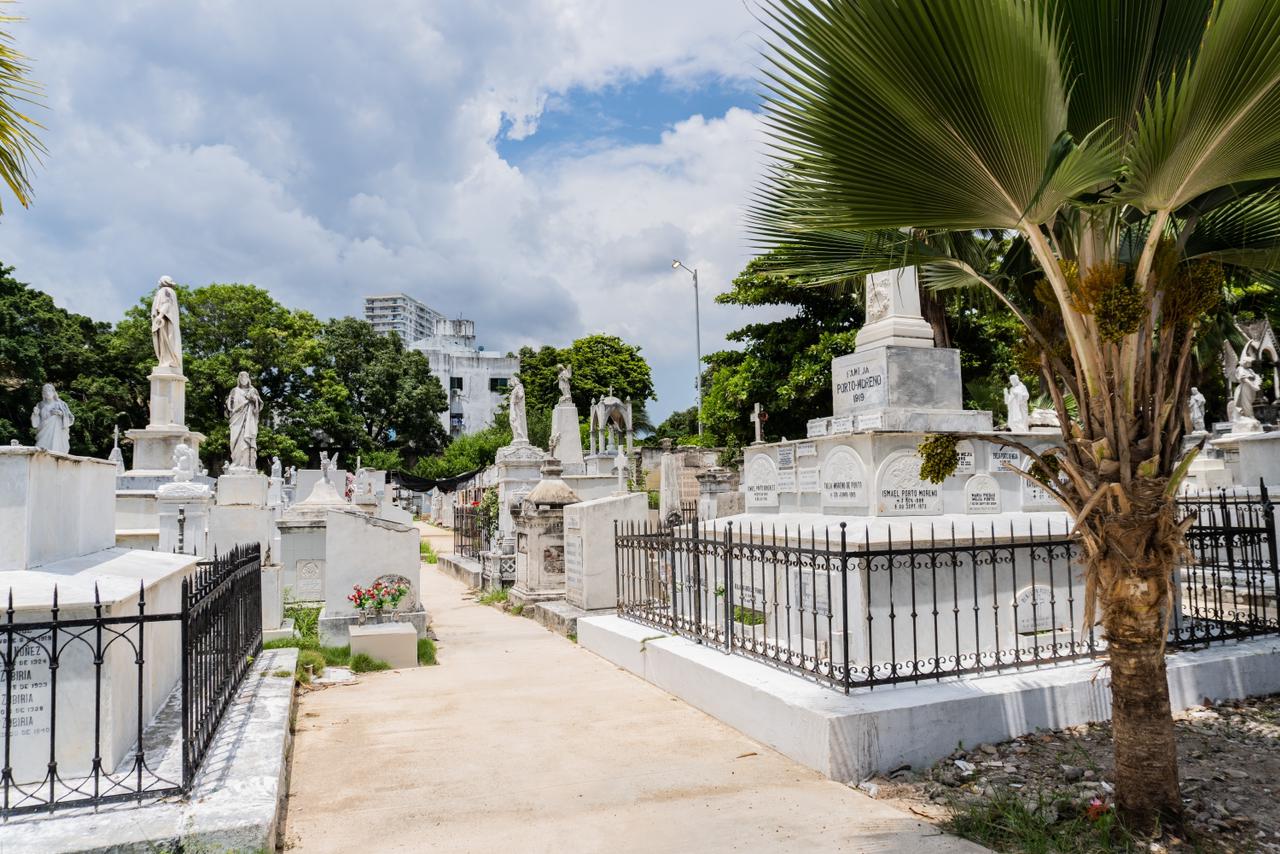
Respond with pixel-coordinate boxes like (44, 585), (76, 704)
(282, 566), (988, 854)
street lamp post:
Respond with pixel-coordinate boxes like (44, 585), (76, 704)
(672, 259), (703, 436)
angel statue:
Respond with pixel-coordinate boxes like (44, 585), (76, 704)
(1003, 373), (1030, 432)
(508, 376), (529, 444)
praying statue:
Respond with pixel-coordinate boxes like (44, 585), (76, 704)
(31, 383), (74, 454)
(508, 376), (529, 443)
(151, 276), (183, 371)
(225, 371), (263, 470)
(556, 363), (573, 404)
(1187, 387), (1207, 433)
(1003, 373), (1030, 432)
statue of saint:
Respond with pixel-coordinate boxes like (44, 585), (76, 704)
(31, 383), (74, 454)
(225, 372), (263, 470)
(556, 363), (573, 404)
(508, 376), (529, 443)
(321, 451), (340, 484)
(1187, 387), (1207, 433)
(1003, 374), (1031, 432)
(151, 276), (183, 371)
(172, 440), (198, 482)
(270, 455), (282, 479)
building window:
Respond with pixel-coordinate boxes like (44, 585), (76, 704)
(489, 377), (509, 393)
(450, 376), (463, 392)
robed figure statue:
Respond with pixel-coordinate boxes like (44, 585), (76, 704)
(508, 376), (529, 443)
(31, 383), (74, 454)
(151, 276), (183, 370)
(226, 371), (263, 470)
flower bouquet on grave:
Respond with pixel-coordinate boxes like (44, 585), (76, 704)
(348, 579), (411, 622)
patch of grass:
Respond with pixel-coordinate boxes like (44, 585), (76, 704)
(297, 649), (327, 683)
(944, 787), (1141, 854)
(417, 637), (438, 665)
(733, 606), (766, 626)
(350, 653), (390, 673)
(271, 669), (293, 678)
(420, 539), (439, 564)
(284, 605), (321, 642)
(510, 604), (524, 617)
(567, 632), (577, 643)
(263, 636), (352, 669)
(477, 587), (508, 606)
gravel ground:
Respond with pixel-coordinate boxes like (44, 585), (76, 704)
(862, 694), (1280, 852)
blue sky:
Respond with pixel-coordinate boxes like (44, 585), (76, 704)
(0, 1), (773, 422)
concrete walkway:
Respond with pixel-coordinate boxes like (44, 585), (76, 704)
(415, 519), (453, 557)
(282, 566), (986, 853)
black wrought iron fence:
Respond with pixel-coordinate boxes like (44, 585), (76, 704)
(454, 502), (484, 558)
(1, 544), (262, 818)
(615, 484), (1278, 694)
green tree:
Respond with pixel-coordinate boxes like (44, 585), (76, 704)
(515, 334), (655, 415)
(321, 318), (449, 462)
(652, 406), (699, 443)
(755, 0), (1280, 828)
(413, 423), (511, 479)
(0, 12), (43, 215)
(701, 253), (861, 445)
(0, 265), (131, 454)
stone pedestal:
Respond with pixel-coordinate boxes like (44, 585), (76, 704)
(267, 475), (283, 506)
(1, 448), (118, 570)
(147, 365), (187, 428)
(831, 347), (991, 431)
(658, 443), (683, 523)
(511, 458), (580, 607)
(696, 466), (739, 521)
(157, 482), (213, 555)
(550, 400), (585, 474)
(855, 266), (936, 351)
(564, 492), (648, 611)
(495, 441), (547, 548)
(1235, 431), (1280, 487)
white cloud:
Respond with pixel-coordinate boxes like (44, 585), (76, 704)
(0, 0), (774, 418)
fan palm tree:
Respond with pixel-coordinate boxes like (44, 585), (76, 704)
(752, 0), (1280, 832)
(0, 7), (40, 213)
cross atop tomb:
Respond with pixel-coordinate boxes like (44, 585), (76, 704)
(749, 402), (767, 445)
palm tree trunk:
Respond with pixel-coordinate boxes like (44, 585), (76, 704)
(1091, 487), (1184, 832)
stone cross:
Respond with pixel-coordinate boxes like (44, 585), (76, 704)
(749, 402), (766, 445)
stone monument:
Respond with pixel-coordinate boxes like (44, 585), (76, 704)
(510, 456), (581, 609)
(827, 266), (991, 432)
(509, 375), (529, 444)
(30, 383), (74, 455)
(549, 363), (585, 474)
(117, 277), (207, 547)
(226, 371), (263, 471)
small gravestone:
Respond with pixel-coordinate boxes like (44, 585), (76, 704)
(820, 446), (868, 507)
(955, 440), (976, 473)
(798, 466), (820, 494)
(876, 450), (942, 515)
(295, 559), (324, 600)
(745, 454), (780, 508)
(1014, 585), (1058, 634)
(964, 474), (1001, 514)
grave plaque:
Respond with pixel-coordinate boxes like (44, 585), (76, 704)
(798, 466), (820, 493)
(745, 454), (779, 508)
(564, 533), (583, 591)
(799, 569), (832, 614)
(807, 419), (830, 438)
(989, 446), (1022, 471)
(831, 415), (854, 435)
(0, 637), (50, 741)
(955, 440), (976, 473)
(858, 412), (883, 431)
(797, 441), (817, 459)
(820, 446), (868, 507)
(963, 474), (1001, 513)
(777, 468), (798, 493)
(296, 559), (324, 600)
(543, 545), (565, 574)
(1021, 474), (1060, 509)
(1014, 585), (1059, 633)
(777, 445), (796, 469)
(876, 451), (942, 514)
(833, 357), (887, 410)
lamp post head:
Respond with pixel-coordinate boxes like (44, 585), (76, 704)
(672, 259), (681, 269)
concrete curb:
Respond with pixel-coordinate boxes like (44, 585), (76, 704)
(579, 615), (1280, 783)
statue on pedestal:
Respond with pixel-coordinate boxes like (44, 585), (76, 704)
(270, 455), (282, 479)
(509, 376), (529, 444)
(225, 371), (263, 470)
(1232, 355), (1262, 426)
(1003, 374), (1030, 432)
(31, 383), (74, 455)
(320, 451), (339, 484)
(151, 276), (183, 371)
(1187, 387), (1207, 433)
(556, 363), (573, 404)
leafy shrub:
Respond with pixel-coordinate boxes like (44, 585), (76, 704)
(350, 653), (390, 673)
(417, 637), (437, 665)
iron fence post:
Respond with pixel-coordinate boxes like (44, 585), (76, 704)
(840, 522), (850, 694)
(724, 521), (734, 652)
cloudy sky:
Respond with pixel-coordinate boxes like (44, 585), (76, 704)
(0, 1), (775, 421)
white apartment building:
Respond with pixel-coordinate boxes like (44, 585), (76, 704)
(364, 293), (441, 342)
(365, 293), (519, 438)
